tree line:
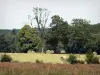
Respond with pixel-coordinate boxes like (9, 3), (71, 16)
(0, 17), (100, 54)
(0, 7), (100, 54)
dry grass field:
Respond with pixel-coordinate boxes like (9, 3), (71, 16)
(0, 53), (100, 75)
(0, 63), (100, 75)
(0, 53), (100, 63)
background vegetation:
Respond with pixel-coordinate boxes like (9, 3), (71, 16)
(0, 18), (100, 54)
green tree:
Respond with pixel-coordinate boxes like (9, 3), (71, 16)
(69, 18), (92, 53)
(3, 29), (18, 53)
(0, 34), (7, 52)
(18, 25), (41, 53)
(46, 15), (69, 53)
(95, 39), (100, 54)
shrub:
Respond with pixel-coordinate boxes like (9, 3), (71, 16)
(77, 60), (84, 64)
(1, 54), (12, 62)
(85, 50), (99, 64)
(67, 54), (77, 64)
(35, 59), (43, 64)
(92, 57), (99, 64)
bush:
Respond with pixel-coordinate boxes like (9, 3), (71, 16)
(35, 59), (43, 64)
(1, 54), (12, 62)
(85, 50), (99, 64)
(67, 54), (77, 64)
(77, 60), (84, 64)
(92, 57), (99, 64)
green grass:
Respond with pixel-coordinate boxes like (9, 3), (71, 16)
(0, 53), (100, 63)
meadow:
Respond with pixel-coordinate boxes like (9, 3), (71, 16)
(0, 63), (100, 75)
(0, 53), (100, 63)
(0, 53), (100, 75)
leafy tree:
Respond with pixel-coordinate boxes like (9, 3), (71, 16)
(17, 25), (41, 53)
(71, 18), (90, 25)
(5, 29), (18, 52)
(0, 29), (18, 52)
(0, 34), (7, 52)
(46, 15), (69, 53)
(95, 39), (100, 54)
(68, 18), (92, 53)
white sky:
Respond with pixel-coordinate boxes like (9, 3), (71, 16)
(0, 0), (100, 29)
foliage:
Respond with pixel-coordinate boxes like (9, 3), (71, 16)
(18, 25), (41, 53)
(67, 54), (77, 64)
(85, 50), (99, 64)
(35, 59), (43, 63)
(46, 15), (69, 53)
(0, 29), (18, 52)
(68, 18), (92, 54)
(0, 54), (12, 62)
(76, 60), (84, 64)
(0, 17), (100, 54)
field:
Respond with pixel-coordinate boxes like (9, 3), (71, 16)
(0, 63), (100, 75)
(0, 53), (86, 63)
(0, 53), (100, 63)
(0, 53), (100, 75)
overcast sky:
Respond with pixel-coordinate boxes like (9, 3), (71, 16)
(0, 0), (100, 29)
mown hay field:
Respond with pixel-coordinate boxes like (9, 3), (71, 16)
(0, 53), (100, 63)
(0, 63), (100, 75)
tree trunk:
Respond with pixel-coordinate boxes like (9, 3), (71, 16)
(42, 46), (44, 53)
(41, 39), (45, 53)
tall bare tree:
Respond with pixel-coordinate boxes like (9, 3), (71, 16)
(28, 15), (34, 28)
(29, 7), (50, 52)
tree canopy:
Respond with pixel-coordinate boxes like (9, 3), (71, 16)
(17, 25), (41, 53)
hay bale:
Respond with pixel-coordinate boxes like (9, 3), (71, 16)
(60, 56), (67, 63)
(60, 50), (66, 54)
(46, 50), (54, 54)
(46, 50), (51, 54)
(27, 50), (35, 53)
(51, 50), (54, 54)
